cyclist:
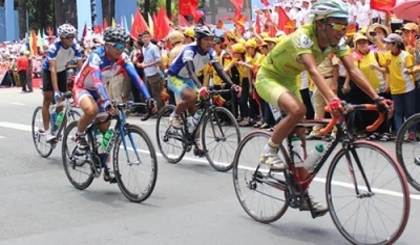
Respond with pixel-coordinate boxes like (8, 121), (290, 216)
(73, 27), (155, 182)
(255, 0), (391, 214)
(167, 25), (241, 154)
(41, 23), (83, 141)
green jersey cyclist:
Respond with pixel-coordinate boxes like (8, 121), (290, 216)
(255, 0), (392, 214)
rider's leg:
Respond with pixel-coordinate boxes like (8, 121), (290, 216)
(171, 87), (197, 128)
(42, 91), (53, 132)
(77, 96), (99, 134)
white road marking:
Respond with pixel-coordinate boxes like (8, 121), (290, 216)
(0, 122), (32, 132)
(0, 136), (5, 139)
(1, 121), (417, 201)
(12, 102), (25, 106)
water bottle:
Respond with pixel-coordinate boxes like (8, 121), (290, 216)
(304, 144), (325, 172)
(193, 109), (203, 126)
(50, 111), (58, 133)
(95, 130), (104, 154)
(55, 111), (64, 127)
(291, 135), (304, 166)
(187, 115), (194, 133)
(101, 129), (114, 151)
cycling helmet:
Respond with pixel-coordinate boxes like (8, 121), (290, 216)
(194, 25), (215, 39)
(310, 0), (349, 21)
(58, 24), (77, 38)
(103, 27), (130, 44)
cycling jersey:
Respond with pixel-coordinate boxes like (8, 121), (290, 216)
(256, 23), (349, 106)
(74, 46), (150, 105)
(42, 41), (83, 72)
(167, 43), (219, 78)
(261, 24), (348, 79)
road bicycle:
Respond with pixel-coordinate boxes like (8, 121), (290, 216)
(233, 103), (410, 245)
(62, 101), (157, 203)
(156, 89), (240, 172)
(395, 112), (420, 191)
(31, 91), (81, 158)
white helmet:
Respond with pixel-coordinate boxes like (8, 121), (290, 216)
(58, 24), (77, 38)
(310, 0), (349, 20)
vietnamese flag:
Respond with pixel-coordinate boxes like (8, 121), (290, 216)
(216, 19), (225, 29)
(131, 8), (149, 38)
(155, 6), (171, 41)
(370, 0), (396, 14)
(178, 14), (191, 27)
(230, 0), (244, 12)
(261, 0), (270, 7)
(179, 0), (198, 17)
(103, 18), (109, 29)
(256, 14), (261, 34)
(277, 7), (294, 34)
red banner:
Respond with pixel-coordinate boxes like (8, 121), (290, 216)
(179, 0), (198, 16)
(370, 0), (396, 13)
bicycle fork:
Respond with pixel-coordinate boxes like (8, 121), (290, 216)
(344, 145), (375, 198)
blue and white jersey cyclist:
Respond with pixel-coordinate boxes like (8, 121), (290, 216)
(41, 23), (83, 141)
(73, 27), (155, 182)
(167, 25), (241, 154)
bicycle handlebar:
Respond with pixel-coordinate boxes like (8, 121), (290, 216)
(320, 103), (386, 135)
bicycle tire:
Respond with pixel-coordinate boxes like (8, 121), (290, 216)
(326, 140), (410, 245)
(232, 131), (289, 223)
(156, 104), (186, 163)
(113, 125), (158, 203)
(62, 121), (94, 190)
(395, 113), (420, 191)
(202, 107), (240, 172)
(31, 106), (54, 158)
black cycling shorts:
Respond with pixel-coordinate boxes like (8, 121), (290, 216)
(42, 69), (68, 92)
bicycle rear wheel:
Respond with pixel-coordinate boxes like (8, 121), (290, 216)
(232, 131), (289, 223)
(395, 113), (420, 191)
(113, 125), (158, 203)
(202, 107), (240, 172)
(31, 106), (54, 158)
(62, 121), (94, 190)
(326, 141), (410, 245)
(156, 105), (186, 163)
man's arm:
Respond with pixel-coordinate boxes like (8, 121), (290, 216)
(49, 60), (59, 92)
(340, 55), (379, 100)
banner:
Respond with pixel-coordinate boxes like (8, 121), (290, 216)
(370, 0), (396, 13)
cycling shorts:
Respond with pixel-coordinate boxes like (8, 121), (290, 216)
(73, 87), (107, 115)
(168, 75), (198, 99)
(255, 69), (302, 108)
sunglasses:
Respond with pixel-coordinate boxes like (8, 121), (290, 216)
(64, 36), (75, 40)
(109, 42), (126, 51)
(327, 23), (348, 31)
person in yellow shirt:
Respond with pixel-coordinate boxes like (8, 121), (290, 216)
(224, 43), (253, 125)
(167, 31), (185, 105)
(383, 33), (416, 140)
(351, 33), (391, 141)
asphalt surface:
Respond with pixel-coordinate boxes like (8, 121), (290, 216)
(0, 88), (419, 245)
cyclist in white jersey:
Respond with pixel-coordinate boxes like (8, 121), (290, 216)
(41, 24), (83, 141)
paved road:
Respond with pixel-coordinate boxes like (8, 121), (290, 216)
(0, 88), (418, 245)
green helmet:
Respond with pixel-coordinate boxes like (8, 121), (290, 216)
(310, 0), (349, 20)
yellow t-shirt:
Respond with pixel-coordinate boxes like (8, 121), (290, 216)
(353, 51), (387, 92)
(212, 51), (231, 86)
(384, 50), (415, 95)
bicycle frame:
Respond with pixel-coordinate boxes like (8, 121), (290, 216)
(86, 102), (149, 169)
(49, 93), (75, 141)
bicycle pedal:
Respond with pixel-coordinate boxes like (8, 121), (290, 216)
(313, 210), (329, 218)
(193, 148), (206, 157)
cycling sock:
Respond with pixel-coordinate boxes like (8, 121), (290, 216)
(263, 139), (279, 154)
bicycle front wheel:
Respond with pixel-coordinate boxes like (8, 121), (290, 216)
(62, 121), (94, 190)
(156, 105), (186, 163)
(31, 106), (54, 158)
(233, 131), (289, 223)
(202, 107), (240, 172)
(113, 125), (158, 203)
(326, 140), (410, 245)
(396, 113), (420, 191)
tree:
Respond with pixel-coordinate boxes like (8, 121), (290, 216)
(17, 0), (26, 39)
(54, 0), (77, 27)
(102, 0), (115, 25)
